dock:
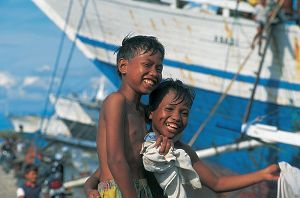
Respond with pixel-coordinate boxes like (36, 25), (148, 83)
(0, 167), (18, 198)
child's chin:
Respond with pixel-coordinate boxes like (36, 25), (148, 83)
(143, 84), (158, 93)
(142, 89), (154, 94)
(168, 134), (175, 139)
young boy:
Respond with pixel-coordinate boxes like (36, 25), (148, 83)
(142, 78), (280, 197)
(17, 163), (42, 198)
(95, 35), (170, 198)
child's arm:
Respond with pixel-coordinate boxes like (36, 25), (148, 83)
(102, 93), (137, 198)
(193, 160), (279, 192)
(84, 168), (100, 198)
(180, 142), (279, 192)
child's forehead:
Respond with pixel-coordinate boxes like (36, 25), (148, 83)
(25, 170), (37, 175)
(133, 49), (162, 58)
(165, 90), (191, 107)
(164, 91), (182, 102)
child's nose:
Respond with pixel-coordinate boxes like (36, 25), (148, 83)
(171, 112), (181, 121)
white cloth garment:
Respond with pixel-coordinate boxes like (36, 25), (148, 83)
(254, 4), (269, 24)
(16, 187), (25, 197)
(277, 161), (300, 198)
(141, 132), (201, 198)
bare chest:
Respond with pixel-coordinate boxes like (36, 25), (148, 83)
(126, 107), (147, 145)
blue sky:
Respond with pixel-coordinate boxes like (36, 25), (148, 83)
(0, 1), (110, 130)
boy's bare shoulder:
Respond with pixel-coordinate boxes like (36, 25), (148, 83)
(103, 92), (126, 106)
(100, 92), (127, 122)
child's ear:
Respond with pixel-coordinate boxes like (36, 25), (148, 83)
(118, 58), (128, 75)
(149, 112), (153, 120)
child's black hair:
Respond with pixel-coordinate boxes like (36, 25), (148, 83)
(115, 35), (165, 77)
(23, 163), (38, 175)
(147, 78), (195, 118)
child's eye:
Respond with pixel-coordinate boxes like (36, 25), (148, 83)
(156, 67), (163, 73)
(144, 62), (153, 68)
(181, 111), (189, 117)
(165, 107), (173, 111)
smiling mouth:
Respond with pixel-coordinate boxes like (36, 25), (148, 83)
(166, 122), (179, 129)
(144, 79), (156, 87)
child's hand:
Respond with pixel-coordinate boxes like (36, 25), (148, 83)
(88, 190), (100, 198)
(154, 135), (173, 155)
(262, 164), (280, 181)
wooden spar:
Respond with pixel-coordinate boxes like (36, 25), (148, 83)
(196, 127), (300, 159)
(64, 176), (89, 188)
(243, 123), (300, 147)
(196, 139), (263, 158)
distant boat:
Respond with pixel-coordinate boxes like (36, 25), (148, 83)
(49, 95), (99, 141)
(10, 95), (99, 142)
(32, 0), (300, 176)
(10, 114), (70, 137)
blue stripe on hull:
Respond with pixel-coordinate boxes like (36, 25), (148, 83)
(78, 35), (300, 91)
(92, 59), (121, 88)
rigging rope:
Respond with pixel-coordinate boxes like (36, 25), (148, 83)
(35, 0), (75, 164)
(188, 48), (254, 146)
(39, 0), (74, 132)
(242, 30), (272, 123)
(43, 0), (90, 132)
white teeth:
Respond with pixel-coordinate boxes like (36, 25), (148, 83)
(166, 123), (178, 129)
(144, 79), (154, 86)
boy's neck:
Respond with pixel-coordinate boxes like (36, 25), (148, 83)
(118, 88), (142, 108)
(119, 81), (143, 97)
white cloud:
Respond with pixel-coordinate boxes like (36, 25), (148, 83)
(23, 76), (40, 87)
(0, 72), (16, 89)
(37, 64), (51, 72)
(8, 89), (45, 100)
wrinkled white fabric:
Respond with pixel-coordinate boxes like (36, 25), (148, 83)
(141, 138), (201, 198)
(277, 161), (300, 198)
